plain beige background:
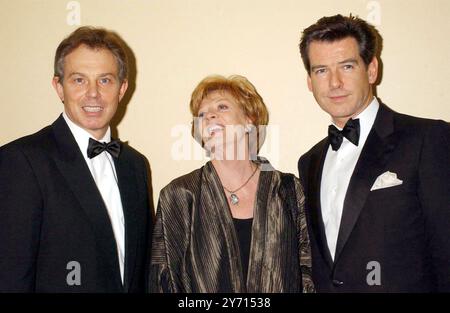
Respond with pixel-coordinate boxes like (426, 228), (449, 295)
(1, 0), (449, 208)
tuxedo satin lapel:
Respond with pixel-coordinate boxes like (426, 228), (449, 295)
(334, 104), (396, 262)
(114, 148), (139, 292)
(308, 140), (334, 268)
(50, 115), (123, 288)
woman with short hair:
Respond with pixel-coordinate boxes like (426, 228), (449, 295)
(149, 75), (314, 293)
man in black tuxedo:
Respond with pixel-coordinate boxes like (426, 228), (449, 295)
(0, 27), (152, 292)
(297, 14), (450, 292)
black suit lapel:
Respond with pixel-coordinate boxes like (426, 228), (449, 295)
(50, 115), (123, 289)
(334, 104), (397, 262)
(307, 140), (334, 268)
(113, 149), (139, 293)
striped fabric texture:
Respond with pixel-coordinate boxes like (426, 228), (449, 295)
(149, 159), (314, 293)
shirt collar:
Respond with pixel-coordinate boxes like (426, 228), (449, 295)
(329, 97), (380, 148)
(62, 112), (111, 159)
(353, 97), (379, 144)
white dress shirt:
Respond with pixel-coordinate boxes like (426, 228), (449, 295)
(63, 112), (125, 283)
(320, 97), (380, 260)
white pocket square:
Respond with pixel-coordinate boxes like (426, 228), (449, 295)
(370, 171), (403, 191)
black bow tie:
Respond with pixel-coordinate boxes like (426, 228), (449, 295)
(87, 138), (121, 159)
(328, 118), (360, 151)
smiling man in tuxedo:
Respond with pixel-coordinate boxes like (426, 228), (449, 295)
(298, 14), (450, 292)
(0, 27), (152, 292)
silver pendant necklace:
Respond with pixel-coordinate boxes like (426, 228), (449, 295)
(223, 165), (259, 205)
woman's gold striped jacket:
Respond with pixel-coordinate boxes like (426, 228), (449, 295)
(149, 159), (314, 293)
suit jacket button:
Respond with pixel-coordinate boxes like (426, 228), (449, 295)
(332, 279), (344, 286)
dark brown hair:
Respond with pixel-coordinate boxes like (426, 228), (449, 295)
(299, 14), (379, 75)
(54, 26), (128, 82)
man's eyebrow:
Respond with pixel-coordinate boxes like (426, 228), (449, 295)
(310, 58), (360, 72)
(66, 72), (116, 77)
(98, 73), (115, 77)
(67, 72), (85, 77)
(310, 64), (327, 72)
(338, 58), (359, 65)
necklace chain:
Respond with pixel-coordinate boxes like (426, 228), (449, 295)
(223, 164), (259, 194)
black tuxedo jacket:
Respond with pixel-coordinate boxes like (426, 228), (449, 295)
(0, 115), (152, 292)
(298, 103), (450, 292)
